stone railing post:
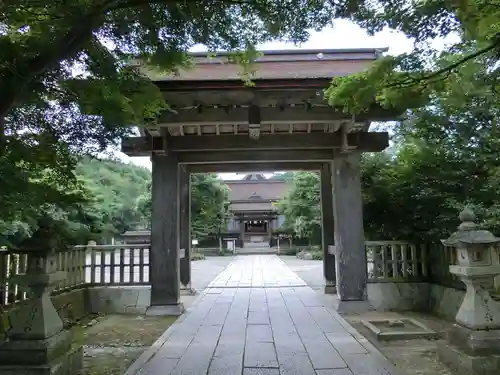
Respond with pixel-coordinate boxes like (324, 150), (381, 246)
(439, 206), (500, 374)
(0, 251), (82, 374)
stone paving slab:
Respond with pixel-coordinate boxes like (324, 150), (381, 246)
(133, 255), (400, 375)
(208, 255), (307, 288)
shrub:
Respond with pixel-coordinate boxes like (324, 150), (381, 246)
(282, 247), (298, 256)
(311, 251), (323, 260)
(191, 252), (205, 261)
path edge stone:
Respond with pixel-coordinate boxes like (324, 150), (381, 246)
(322, 298), (404, 375)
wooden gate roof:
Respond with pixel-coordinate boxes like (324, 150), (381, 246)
(122, 48), (395, 161)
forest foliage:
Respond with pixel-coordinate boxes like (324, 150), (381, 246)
(279, 52), (500, 243)
(1, 1), (500, 249)
(0, 0), (337, 250)
(0, 157), (230, 247)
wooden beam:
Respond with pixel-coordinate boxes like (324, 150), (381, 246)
(248, 105), (261, 140)
(157, 105), (393, 125)
(188, 162), (322, 173)
(121, 132), (389, 156)
(154, 78), (333, 91)
(178, 149), (334, 164)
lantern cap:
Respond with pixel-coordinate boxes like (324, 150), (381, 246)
(441, 206), (500, 246)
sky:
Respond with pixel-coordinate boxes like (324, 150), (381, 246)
(117, 20), (422, 180)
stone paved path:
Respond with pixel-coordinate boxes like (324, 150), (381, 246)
(207, 255), (306, 288)
(134, 255), (399, 375)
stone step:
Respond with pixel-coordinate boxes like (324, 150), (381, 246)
(236, 247), (276, 255)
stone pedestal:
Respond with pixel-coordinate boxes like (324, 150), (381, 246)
(0, 253), (83, 375)
(438, 324), (500, 375)
(438, 207), (500, 374)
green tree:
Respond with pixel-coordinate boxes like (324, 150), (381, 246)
(190, 174), (230, 240)
(0, 0), (339, 244)
(277, 172), (321, 244)
(326, 1), (500, 113)
(357, 53), (500, 242)
(269, 172), (294, 181)
(1, 156), (152, 246)
(138, 173), (230, 241)
(75, 156), (152, 235)
(1, 0), (338, 150)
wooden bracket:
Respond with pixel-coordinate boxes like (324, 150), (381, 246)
(248, 105), (261, 140)
(339, 115), (358, 153)
(146, 125), (162, 137)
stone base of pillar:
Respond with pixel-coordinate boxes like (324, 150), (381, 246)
(332, 298), (374, 314)
(146, 303), (185, 316)
(324, 281), (337, 295)
(0, 254), (83, 375)
(437, 324), (500, 374)
(438, 342), (500, 375)
(0, 329), (83, 375)
(181, 286), (197, 296)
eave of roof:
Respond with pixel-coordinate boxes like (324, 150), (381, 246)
(188, 47), (389, 57)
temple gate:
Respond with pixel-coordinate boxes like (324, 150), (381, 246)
(122, 48), (397, 314)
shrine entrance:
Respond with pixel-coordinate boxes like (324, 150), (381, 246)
(246, 220), (267, 235)
(122, 48), (397, 315)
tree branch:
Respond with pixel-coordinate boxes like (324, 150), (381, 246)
(104, 0), (255, 12)
(388, 40), (499, 89)
(0, 0), (118, 156)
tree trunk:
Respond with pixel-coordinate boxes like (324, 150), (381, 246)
(0, 116), (5, 157)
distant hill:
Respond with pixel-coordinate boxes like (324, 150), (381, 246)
(75, 157), (151, 235)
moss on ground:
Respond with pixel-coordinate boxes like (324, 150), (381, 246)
(72, 314), (177, 375)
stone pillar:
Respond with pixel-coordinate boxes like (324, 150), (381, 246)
(239, 219), (245, 248)
(333, 152), (368, 306)
(179, 164), (194, 295)
(320, 162), (336, 294)
(148, 152), (183, 316)
(0, 252), (82, 374)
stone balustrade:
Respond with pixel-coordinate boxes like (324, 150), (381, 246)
(0, 244), (151, 308)
(1, 240), (459, 310)
(2, 239), (489, 314)
(366, 241), (428, 282)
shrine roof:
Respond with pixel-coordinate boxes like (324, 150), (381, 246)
(230, 202), (277, 212)
(140, 47), (387, 83)
(226, 176), (289, 202)
(122, 48), (395, 158)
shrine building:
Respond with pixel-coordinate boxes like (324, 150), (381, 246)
(225, 173), (288, 247)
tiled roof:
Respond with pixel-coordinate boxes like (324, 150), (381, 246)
(227, 180), (289, 201)
(230, 202), (276, 211)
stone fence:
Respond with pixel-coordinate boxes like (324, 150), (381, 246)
(0, 241), (464, 310)
(0, 244), (150, 308)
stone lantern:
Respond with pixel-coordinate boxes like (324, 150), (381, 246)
(0, 218), (83, 375)
(439, 206), (500, 374)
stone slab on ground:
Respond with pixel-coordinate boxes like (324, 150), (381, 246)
(208, 255), (306, 288)
(146, 304), (185, 316)
(126, 255), (401, 375)
(362, 318), (439, 341)
(342, 310), (454, 375)
(279, 256), (324, 291)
